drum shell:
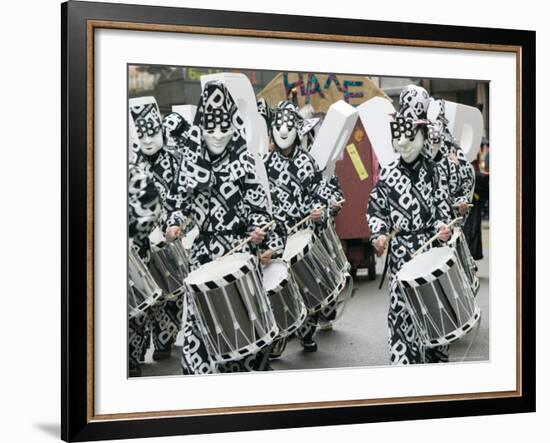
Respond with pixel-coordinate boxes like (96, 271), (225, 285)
(187, 256), (278, 363)
(398, 249), (480, 347)
(128, 247), (163, 319)
(264, 263), (307, 338)
(285, 231), (345, 314)
(319, 221), (351, 274)
(449, 229), (479, 296)
(148, 241), (189, 300)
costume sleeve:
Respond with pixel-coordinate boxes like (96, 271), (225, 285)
(128, 164), (161, 259)
(366, 177), (391, 242)
(242, 154), (271, 227)
(241, 153), (284, 256)
(433, 163), (453, 232)
(301, 155), (329, 224)
(454, 144), (475, 205)
(164, 154), (192, 230)
(264, 196), (288, 258)
(327, 175), (344, 216)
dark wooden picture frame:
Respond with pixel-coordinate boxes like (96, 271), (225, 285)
(61, 1), (536, 441)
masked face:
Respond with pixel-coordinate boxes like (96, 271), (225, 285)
(133, 105), (163, 156)
(203, 124), (233, 155)
(139, 128), (163, 156)
(272, 108), (297, 149)
(202, 104), (234, 155)
(425, 123), (443, 159)
(272, 123), (297, 150)
(390, 115), (426, 163)
(393, 131), (424, 163)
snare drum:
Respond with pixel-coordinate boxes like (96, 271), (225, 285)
(262, 259), (307, 338)
(449, 228), (479, 295)
(397, 246), (481, 348)
(319, 221), (351, 274)
(148, 240), (189, 301)
(128, 247), (163, 319)
(185, 253), (279, 363)
(283, 229), (346, 314)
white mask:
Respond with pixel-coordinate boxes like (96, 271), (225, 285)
(273, 123), (297, 150)
(140, 131), (163, 156)
(393, 130), (424, 163)
(204, 125), (233, 156)
(426, 139), (442, 159)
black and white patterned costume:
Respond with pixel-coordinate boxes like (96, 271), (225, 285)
(264, 101), (330, 349)
(128, 162), (161, 373)
(317, 175), (345, 217)
(399, 88), (475, 219)
(264, 147), (327, 231)
(430, 99), (475, 217)
(437, 142), (474, 217)
(130, 100), (186, 356)
(292, 104), (344, 218)
(264, 102), (328, 230)
(367, 153), (452, 364)
(170, 82), (280, 374)
(162, 111), (190, 154)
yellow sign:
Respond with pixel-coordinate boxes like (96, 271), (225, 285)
(346, 144), (369, 181)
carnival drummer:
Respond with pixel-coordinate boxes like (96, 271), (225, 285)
(168, 81), (282, 374)
(366, 94), (453, 365)
(293, 104), (345, 331)
(263, 100), (329, 353)
(127, 139), (162, 377)
(129, 96), (187, 362)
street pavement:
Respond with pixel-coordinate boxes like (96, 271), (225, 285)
(141, 225), (490, 377)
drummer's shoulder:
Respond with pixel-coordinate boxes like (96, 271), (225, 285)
(162, 146), (179, 161)
(239, 151), (259, 172)
(377, 160), (400, 180)
(295, 148), (319, 167)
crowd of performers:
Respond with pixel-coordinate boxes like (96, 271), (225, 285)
(128, 81), (476, 376)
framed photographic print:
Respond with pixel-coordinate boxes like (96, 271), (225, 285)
(61, 0), (536, 441)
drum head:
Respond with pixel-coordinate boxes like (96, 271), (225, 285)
(185, 253), (253, 286)
(262, 259), (289, 292)
(398, 246), (455, 283)
(283, 229), (313, 262)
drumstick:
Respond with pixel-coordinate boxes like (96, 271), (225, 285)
(453, 203), (474, 208)
(289, 199), (346, 233)
(412, 217), (463, 258)
(222, 220), (276, 257)
(289, 214), (312, 233)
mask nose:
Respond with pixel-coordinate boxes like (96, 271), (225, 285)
(212, 126), (224, 140)
(397, 135), (408, 147)
(279, 124), (289, 137)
